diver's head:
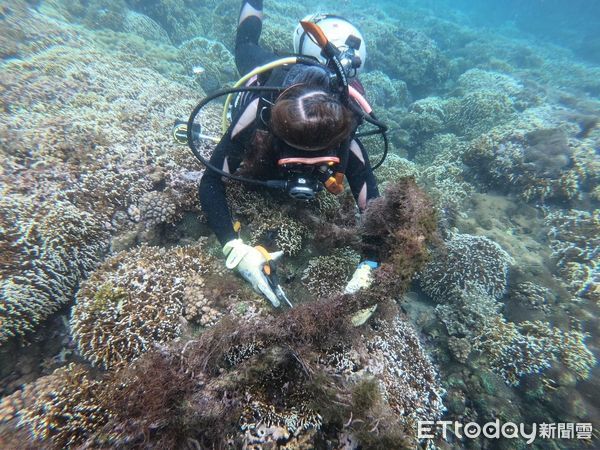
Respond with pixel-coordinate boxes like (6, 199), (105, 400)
(270, 83), (356, 151)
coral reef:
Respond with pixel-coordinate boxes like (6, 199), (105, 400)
(364, 21), (449, 96)
(0, 363), (109, 448)
(462, 110), (596, 203)
(301, 248), (361, 298)
(122, 10), (171, 44)
(0, 195), (109, 343)
(360, 70), (410, 108)
(177, 36), (237, 92)
(545, 208), (599, 303)
(446, 89), (515, 138)
(71, 243), (217, 369)
(83, 299), (443, 448)
(420, 233), (513, 302)
(476, 318), (596, 386)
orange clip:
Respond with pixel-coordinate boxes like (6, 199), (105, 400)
(324, 173), (345, 195)
(254, 245), (272, 275)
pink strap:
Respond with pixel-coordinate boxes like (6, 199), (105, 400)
(278, 156), (340, 165)
(348, 85), (372, 114)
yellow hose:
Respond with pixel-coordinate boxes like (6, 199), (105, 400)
(221, 56), (299, 133)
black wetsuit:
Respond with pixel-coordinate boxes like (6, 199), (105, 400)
(199, 0), (379, 245)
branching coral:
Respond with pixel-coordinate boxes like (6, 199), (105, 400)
(70, 243), (216, 369)
(545, 208), (599, 303)
(301, 248), (361, 299)
(419, 233), (513, 302)
(0, 195), (109, 343)
(1, 363), (109, 449)
(475, 318), (596, 386)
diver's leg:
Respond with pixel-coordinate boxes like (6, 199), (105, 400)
(235, 0), (276, 76)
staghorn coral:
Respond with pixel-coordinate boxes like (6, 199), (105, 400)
(71, 243), (216, 369)
(419, 233), (513, 302)
(0, 195), (109, 343)
(1, 363), (109, 449)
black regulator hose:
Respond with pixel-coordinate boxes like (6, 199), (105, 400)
(186, 85), (283, 188)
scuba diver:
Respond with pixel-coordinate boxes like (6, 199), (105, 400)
(189, 0), (387, 307)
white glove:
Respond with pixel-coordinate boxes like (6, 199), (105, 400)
(344, 260), (378, 294)
(223, 239), (284, 307)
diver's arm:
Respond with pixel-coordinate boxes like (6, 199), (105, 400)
(344, 138), (380, 294)
(345, 138), (380, 211)
(198, 129), (243, 245)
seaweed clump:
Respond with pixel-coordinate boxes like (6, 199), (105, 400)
(360, 177), (438, 297)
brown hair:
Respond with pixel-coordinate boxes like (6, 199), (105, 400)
(270, 84), (356, 151)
